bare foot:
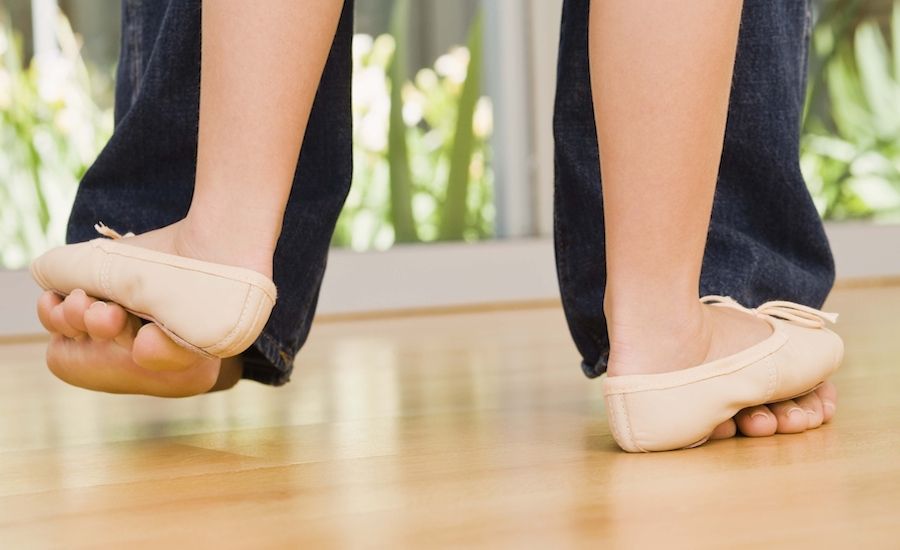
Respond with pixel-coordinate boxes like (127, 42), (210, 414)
(721, 380), (837, 438)
(33, 217), (275, 396)
(37, 289), (242, 396)
(606, 302), (837, 440)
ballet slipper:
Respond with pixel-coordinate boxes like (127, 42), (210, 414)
(603, 296), (843, 452)
(30, 223), (276, 359)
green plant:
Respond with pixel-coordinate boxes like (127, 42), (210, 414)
(16, 2), (888, 263)
(386, 0), (418, 243)
(0, 8), (113, 269)
(438, 10), (484, 241)
(333, 6), (494, 250)
(0, 5), (492, 267)
(802, 0), (900, 220)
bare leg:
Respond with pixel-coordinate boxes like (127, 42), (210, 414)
(139, 0), (344, 276)
(180, 0), (345, 276)
(37, 1), (344, 395)
(589, 1), (836, 437)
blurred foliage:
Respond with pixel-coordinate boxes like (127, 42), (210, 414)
(333, 1), (493, 250)
(802, 0), (900, 221)
(3, 3), (899, 269)
(0, 9), (112, 269)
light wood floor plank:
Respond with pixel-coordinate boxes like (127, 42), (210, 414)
(1, 286), (898, 548)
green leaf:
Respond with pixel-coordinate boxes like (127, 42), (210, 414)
(438, 11), (482, 241)
(386, 0), (419, 243)
(854, 21), (900, 137)
(893, 0), (900, 82)
(825, 52), (872, 142)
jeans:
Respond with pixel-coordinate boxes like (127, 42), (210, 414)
(68, 0), (354, 385)
(554, 0), (833, 378)
(67, 0), (833, 385)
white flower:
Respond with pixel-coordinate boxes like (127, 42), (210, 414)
(34, 53), (72, 104)
(434, 46), (469, 85)
(415, 68), (439, 92)
(473, 96), (493, 138)
(401, 83), (424, 126)
(0, 69), (11, 109)
(353, 66), (388, 110)
(352, 34), (374, 64)
(359, 110), (388, 152)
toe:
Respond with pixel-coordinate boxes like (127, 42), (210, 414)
(768, 399), (809, 434)
(816, 380), (838, 423)
(62, 289), (93, 333)
(49, 300), (81, 339)
(37, 291), (62, 333)
(132, 324), (206, 372)
(735, 405), (778, 437)
(795, 391), (825, 430)
(710, 418), (737, 440)
(83, 301), (136, 343)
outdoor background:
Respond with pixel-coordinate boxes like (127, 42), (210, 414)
(1, 0), (899, 270)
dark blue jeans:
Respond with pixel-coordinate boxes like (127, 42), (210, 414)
(67, 0), (833, 386)
(68, 0), (354, 385)
(554, 0), (833, 378)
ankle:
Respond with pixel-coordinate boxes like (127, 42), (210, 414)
(184, 203), (282, 245)
(174, 215), (277, 277)
(605, 297), (711, 377)
(604, 290), (705, 339)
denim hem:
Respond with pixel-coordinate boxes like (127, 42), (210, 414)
(581, 350), (608, 379)
(240, 331), (294, 387)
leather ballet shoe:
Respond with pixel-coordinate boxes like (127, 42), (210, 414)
(603, 296), (843, 452)
(30, 223), (277, 359)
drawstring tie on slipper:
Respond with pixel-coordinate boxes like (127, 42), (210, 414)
(701, 295), (838, 329)
(94, 222), (135, 240)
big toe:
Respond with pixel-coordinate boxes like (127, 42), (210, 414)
(132, 324), (208, 372)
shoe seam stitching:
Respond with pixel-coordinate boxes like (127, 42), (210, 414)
(99, 250), (116, 303)
(237, 291), (268, 357)
(98, 240), (277, 301)
(236, 291), (268, 356)
(205, 285), (254, 356)
(603, 334), (789, 395)
(764, 355), (777, 402)
(605, 357), (774, 394)
(613, 393), (641, 452)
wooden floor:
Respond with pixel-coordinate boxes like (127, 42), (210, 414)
(1, 285), (899, 548)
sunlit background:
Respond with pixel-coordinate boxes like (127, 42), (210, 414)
(2, 0), (899, 270)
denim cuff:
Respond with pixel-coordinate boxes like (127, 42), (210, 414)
(581, 349), (609, 379)
(240, 331), (295, 386)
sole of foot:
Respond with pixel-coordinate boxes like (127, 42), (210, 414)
(33, 215), (280, 396)
(37, 289), (242, 397)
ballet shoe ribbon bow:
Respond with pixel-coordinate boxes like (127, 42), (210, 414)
(94, 222), (135, 240)
(701, 295), (838, 329)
